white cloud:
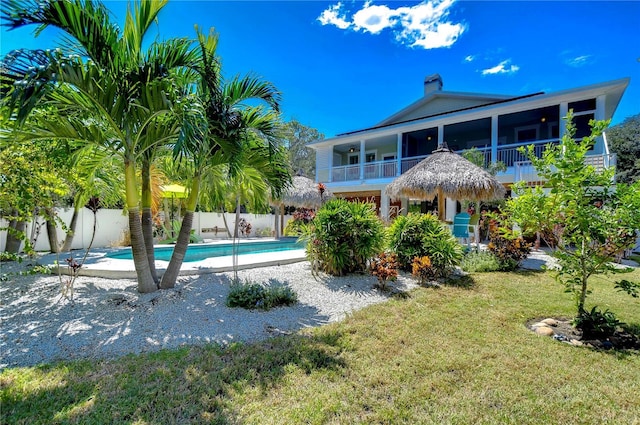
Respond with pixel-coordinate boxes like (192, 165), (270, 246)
(481, 60), (520, 75)
(318, 2), (351, 29)
(565, 54), (593, 67)
(464, 55), (475, 62)
(317, 0), (465, 50)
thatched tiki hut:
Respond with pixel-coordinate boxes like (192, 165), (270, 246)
(386, 143), (506, 221)
(272, 175), (334, 237)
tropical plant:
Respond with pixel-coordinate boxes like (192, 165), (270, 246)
(2, 0), (199, 292)
(370, 252), (399, 290)
(411, 256), (436, 285)
(156, 25), (288, 289)
(387, 213), (463, 277)
(507, 112), (640, 315)
(302, 198), (384, 276)
(573, 306), (623, 340)
(487, 222), (532, 271)
(460, 250), (502, 273)
(226, 279), (297, 310)
(607, 113), (640, 184)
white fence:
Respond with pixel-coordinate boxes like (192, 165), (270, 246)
(0, 208), (292, 253)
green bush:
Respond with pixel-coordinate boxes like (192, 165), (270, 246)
(226, 279), (297, 310)
(387, 213), (463, 277)
(487, 225), (532, 271)
(461, 250), (502, 273)
(573, 306), (623, 340)
(303, 198), (384, 276)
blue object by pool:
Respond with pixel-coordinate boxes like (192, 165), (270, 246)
(107, 239), (305, 262)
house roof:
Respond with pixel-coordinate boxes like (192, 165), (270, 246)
(308, 77), (629, 148)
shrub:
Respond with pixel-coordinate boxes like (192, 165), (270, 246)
(412, 256), (436, 285)
(226, 279), (297, 310)
(303, 198), (384, 276)
(284, 208), (315, 236)
(573, 306), (623, 340)
(487, 225), (532, 271)
(461, 250), (502, 273)
(387, 213), (463, 277)
(370, 252), (399, 290)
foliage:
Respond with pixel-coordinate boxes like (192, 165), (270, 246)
(0, 252), (23, 263)
(460, 250), (502, 273)
(226, 279), (297, 310)
(281, 119), (323, 178)
(369, 252), (399, 290)
(284, 208), (315, 236)
(387, 213), (463, 277)
(507, 112), (640, 314)
(302, 198), (384, 276)
(615, 279), (640, 298)
(573, 306), (623, 339)
(411, 256), (437, 285)
(606, 113), (640, 184)
(487, 223), (532, 271)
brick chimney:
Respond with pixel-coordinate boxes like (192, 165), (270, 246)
(424, 73), (443, 96)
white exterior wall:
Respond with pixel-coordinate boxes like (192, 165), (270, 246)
(315, 146), (332, 182)
(1, 209), (292, 253)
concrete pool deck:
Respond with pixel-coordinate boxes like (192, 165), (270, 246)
(40, 238), (308, 279)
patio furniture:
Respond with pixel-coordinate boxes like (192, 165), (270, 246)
(451, 212), (471, 248)
(469, 213), (480, 249)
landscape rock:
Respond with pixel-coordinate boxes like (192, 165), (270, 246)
(541, 318), (559, 326)
(534, 326), (555, 336)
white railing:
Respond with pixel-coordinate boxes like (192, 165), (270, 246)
(515, 153), (617, 183)
(496, 139), (559, 167)
(331, 164), (360, 182)
(401, 155), (427, 173)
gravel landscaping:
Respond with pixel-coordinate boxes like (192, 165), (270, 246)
(1, 260), (417, 369)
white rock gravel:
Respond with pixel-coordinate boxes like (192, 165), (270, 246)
(1, 261), (417, 369)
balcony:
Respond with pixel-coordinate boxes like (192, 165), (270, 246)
(320, 139), (613, 186)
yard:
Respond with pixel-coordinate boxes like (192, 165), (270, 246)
(2, 266), (639, 424)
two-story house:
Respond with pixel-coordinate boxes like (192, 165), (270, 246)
(308, 74), (629, 221)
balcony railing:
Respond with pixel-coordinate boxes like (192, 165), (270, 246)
(321, 139), (612, 184)
(514, 153), (617, 183)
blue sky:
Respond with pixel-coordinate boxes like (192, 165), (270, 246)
(1, 0), (638, 138)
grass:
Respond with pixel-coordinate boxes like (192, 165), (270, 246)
(2, 268), (639, 424)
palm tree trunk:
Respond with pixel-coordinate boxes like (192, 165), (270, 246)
(45, 208), (60, 253)
(125, 160), (157, 293)
(220, 205), (232, 237)
(274, 203), (280, 238)
(5, 218), (26, 254)
(160, 177), (200, 289)
(61, 207), (79, 252)
(141, 158), (159, 283)
(234, 196), (241, 239)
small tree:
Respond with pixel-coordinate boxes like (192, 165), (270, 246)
(507, 112), (640, 315)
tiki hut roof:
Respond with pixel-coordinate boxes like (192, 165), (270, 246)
(278, 175), (334, 208)
(385, 143), (506, 203)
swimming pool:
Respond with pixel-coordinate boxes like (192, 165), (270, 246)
(106, 239), (306, 263)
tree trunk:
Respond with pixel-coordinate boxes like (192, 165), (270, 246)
(141, 158), (159, 283)
(159, 211), (194, 289)
(160, 177), (200, 289)
(129, 208), (157, 293)
(45, 208), (60, 253)
(274, 203), (280, 238)
(124, 160), (156, 293)
(61, 207), (79, 252)
(234, 197), (241, 239)
(5, 219), (26, 253)
(220, 205), (232, 237)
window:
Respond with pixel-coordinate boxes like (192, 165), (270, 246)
(348, 153), (359, 165)
(515, 125), (539, 142)
(365, 152), (376, 163)
(569, 98), (596, 146)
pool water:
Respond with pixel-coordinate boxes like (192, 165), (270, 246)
(107, 239), (306, 262)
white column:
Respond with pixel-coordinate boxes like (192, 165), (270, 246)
(401, 198), (409, 216)
(396, 133), (402, 176)
(491, 115), (498, 164)
(327, 147), (333, 183)
(445, 198), (457, 222)
(380, 191), (390, 220)
(438, 124), (444, 147)
(559, 102), (568, 138)
(359, 139), (365, 180)
(594, 95), (606, 153)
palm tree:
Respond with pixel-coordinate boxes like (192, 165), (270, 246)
(2, 0), (199, 292)
(159, 27), (288, 288)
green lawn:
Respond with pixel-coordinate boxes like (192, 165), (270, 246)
(2, 268), (639, 424)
